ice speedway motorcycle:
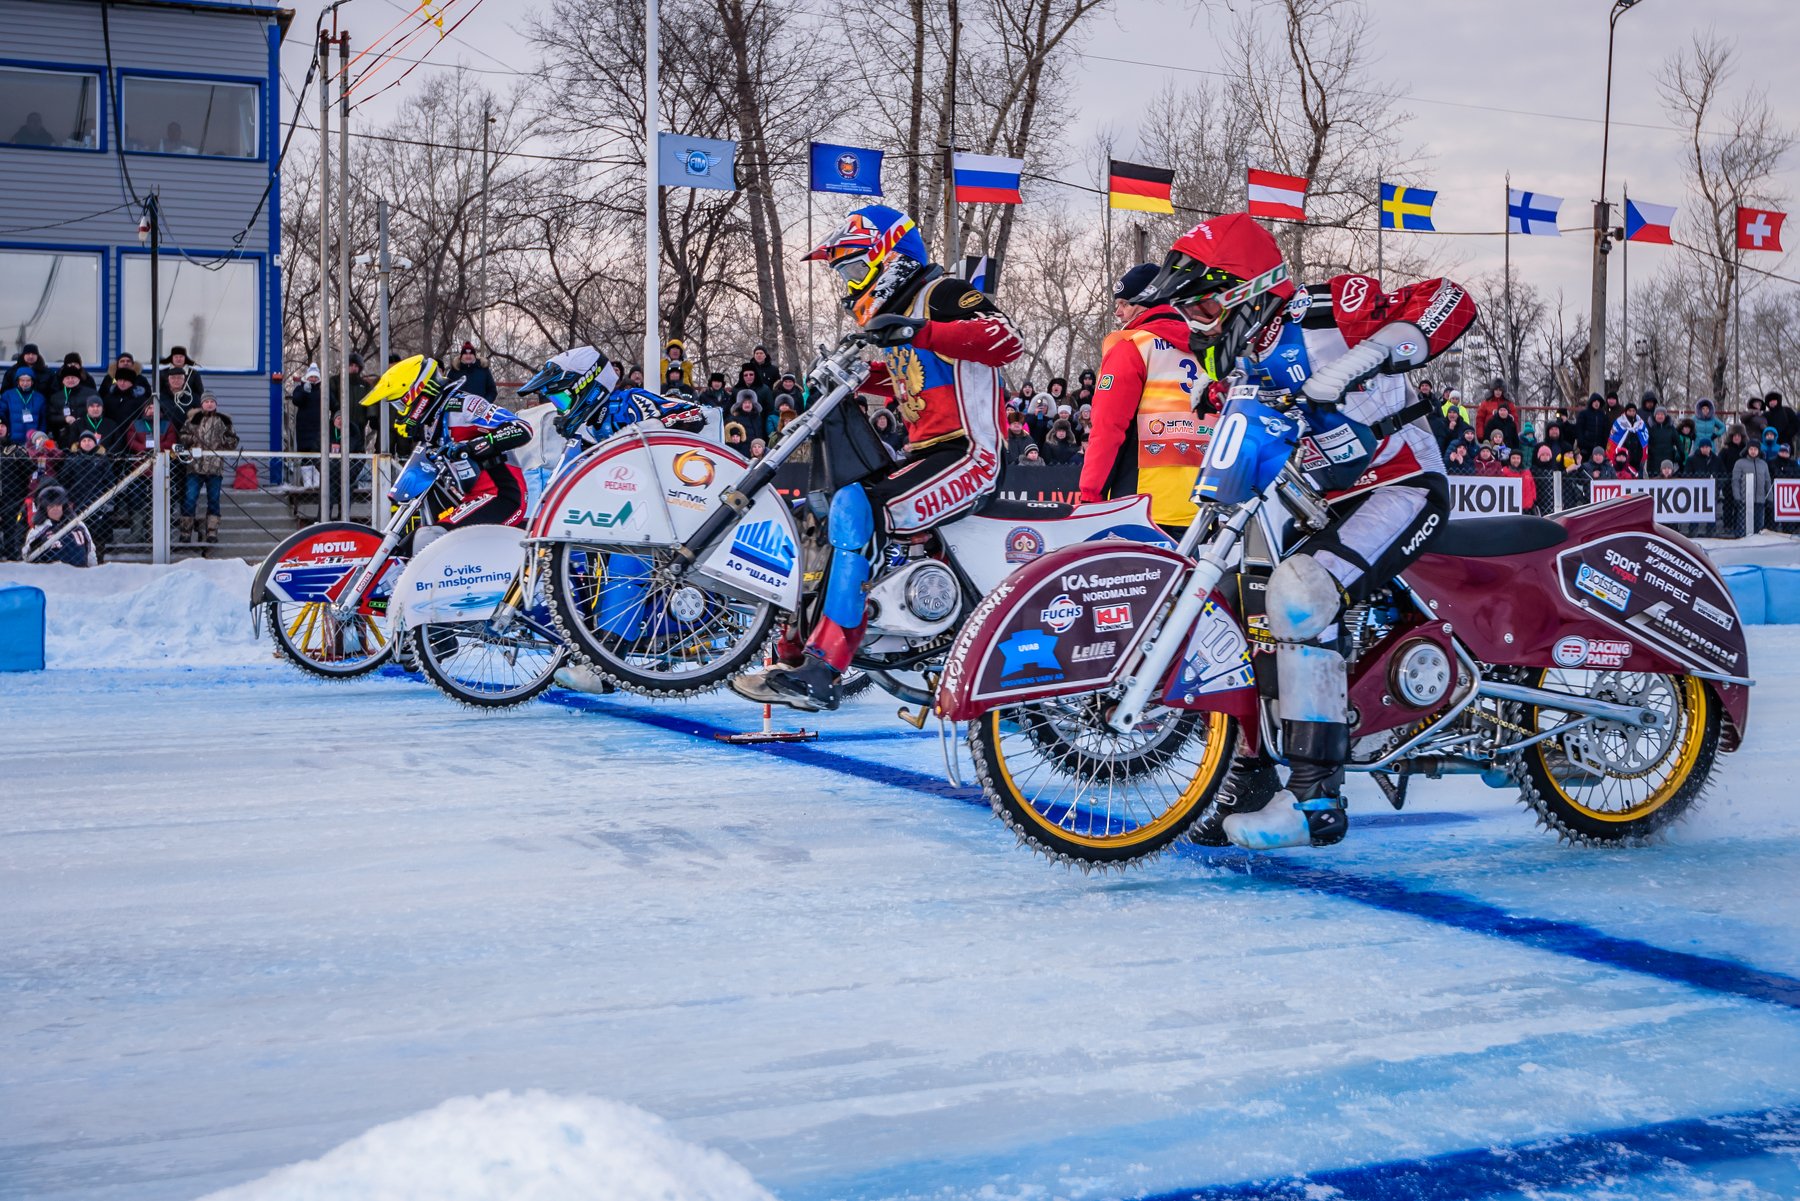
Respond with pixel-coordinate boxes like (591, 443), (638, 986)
(934, 381), (1754, 867)
(523, 330), (1178, 713)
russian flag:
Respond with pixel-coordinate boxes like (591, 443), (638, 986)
(1247, 168), (1308, 221)
(1624, 197), (1676, 245)
(953, 153), (1024, 205)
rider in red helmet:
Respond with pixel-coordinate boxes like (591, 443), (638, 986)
(1133, 212), (1477, 849)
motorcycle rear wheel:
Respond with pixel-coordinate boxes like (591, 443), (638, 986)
(413, 615), (567, 708)
(545, 542), (777, 696)
(1514, 667), (1718, 843)
(264, 597), (395, 678)
(969, 696), (1236, 867)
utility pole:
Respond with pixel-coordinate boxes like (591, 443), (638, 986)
(1101, 150), (1112, 303)
(316, 29), (332, 522)
(337, 29), (354, 523)
(142, 194), (168, 565)
(480, 98), (493, 355)
(942, 0), (962, 267)
(376, 198), (392, 501)
(643, 0), (660, 382)
(1588, 0), (1647, 400)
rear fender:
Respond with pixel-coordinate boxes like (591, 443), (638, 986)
(251, 522), (388, 609)
(391, 524), (525, 630)
(935, 543), (1189, 721)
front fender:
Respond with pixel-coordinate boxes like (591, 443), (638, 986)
(391, 524), (526, 630)
(250, 522), (385, 608)
(935, 543), (1190, 721)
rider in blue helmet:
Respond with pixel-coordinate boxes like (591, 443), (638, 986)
(731, 204), (1023, 712)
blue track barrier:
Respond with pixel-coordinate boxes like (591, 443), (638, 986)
(0, 584), (46, 671)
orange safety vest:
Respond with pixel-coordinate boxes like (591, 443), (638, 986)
(1100, 324), (1211, 527)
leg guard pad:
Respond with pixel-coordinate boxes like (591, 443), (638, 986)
(827, 483), (875, 550)
(1275, 643), (1349, 725)
(1266, 553), (1346, 641)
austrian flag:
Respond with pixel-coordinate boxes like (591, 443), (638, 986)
(1738, 206), (1787, 253)
(1247, 169), (1308, 221)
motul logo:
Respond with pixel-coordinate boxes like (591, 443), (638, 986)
(309, 540), (359, 554)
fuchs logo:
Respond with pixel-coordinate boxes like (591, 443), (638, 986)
(672, 449), (716, 486)
(564, 503), (633, 528)
(307, 540), (360, 555)
(1005, 526), (1046, 564)
(1285, 291), (1313, 320)
(1094, 604), (1133, 631)
(730, 519), (796, 577)
(1040, 593), (1083, 633)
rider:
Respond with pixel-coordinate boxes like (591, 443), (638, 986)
(1134, 212), (1477, 850)
(1081, 261), (1212, 534)
(732, 204), (1023, 711)
(516, 345), (708, 449)
(361, 353), (533, 555)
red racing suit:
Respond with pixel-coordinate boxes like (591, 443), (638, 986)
(856, 272), (1022, 532)
(1080, 303), (1209, 528)
(431, 393), (532, 530)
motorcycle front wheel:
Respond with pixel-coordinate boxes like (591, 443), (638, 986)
(264, 597), (394, 678)
(413, 613), (567, 708)
(1514, 667), (1719, 843)
(545, 542), (777, 696)
(969, 695), (1236, 867)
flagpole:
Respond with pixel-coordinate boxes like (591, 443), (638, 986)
(1621, 183), (1629, 398)
(1103, 153), (1114, 301)
(1734, 202), (1743, 408)
(806, 177), (815, 355)
(1376, 170), (1384, 279)
(644, 0), (660, 383)
(1504, 173), (1513, 394)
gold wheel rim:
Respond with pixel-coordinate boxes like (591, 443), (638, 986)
(1532, 671), (1708, 823)
(988, 706), (1232, 850)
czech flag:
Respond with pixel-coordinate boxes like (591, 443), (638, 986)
(1108, 159), (1175, 213)
(1624, 197), (1676, 245)
(1247, 169), (1308, 221)
(953, 153), (1024, 205)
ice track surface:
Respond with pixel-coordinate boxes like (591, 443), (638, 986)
(5, 633), (1800, 1200)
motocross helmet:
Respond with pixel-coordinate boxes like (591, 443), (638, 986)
(519, 345), (620, 432)
(362, 354), (456, 440)
(1135, 212), (1297, 371)
(804, 204), (932, 327)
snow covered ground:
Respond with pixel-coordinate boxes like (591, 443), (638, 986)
(4, 619), (1800, 1199)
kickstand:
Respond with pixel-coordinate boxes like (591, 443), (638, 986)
(939, 713), (963, 788)
(1372, 771), (1409, 810)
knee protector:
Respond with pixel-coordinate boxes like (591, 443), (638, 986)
(1266, 553), (1346, 643)
(822, 485), (874, 629)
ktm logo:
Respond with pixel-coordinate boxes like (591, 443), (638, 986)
(672, 449), (716, 486)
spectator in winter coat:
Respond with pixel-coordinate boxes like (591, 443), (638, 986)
(660, 339), (694, 389)
(735, 366), (773, 415)
(723, 419), (751, 457)
(1611, 452), (1639, 481)
(1692, 400), (1727, 447)
(1721, 427), (1750, 469)
(1644, 410), (1680, 470)
(1502, 449), (1537, 511)
(871, 407), (908, 455)
(3, 343), (53, 396)
(2, 370), (46, 445)
(1041, 419), (1081, 465)
(1441, 404), (1470, 449)
(1539, 422), (1567, 458)
(746, 345), (779, 392)
(159, 346), (204, 401)
(1580, 445), (1617, 482)
(100, 355), (148, 422)
(1765, 391), (1796, 446)
(454, 342), (499, 402)
(1482, 400), (1521, 450)
(1017, 443), (1043, 466)
(1445, 443), (1474, 475)
(66, 396), (124, 456)
(59, 428), (112, 554)
(21, 484), (94, 567)
(1574, 394), (1610, 456)
(1003, 414), (1035, 464)
(1485, 427), (1511, 461)
(1608, 404), (1649, 471)
(1682, 440), (1722, 478)
(725, 393), (762, 453)
(1474, 383), (1510, 439)
(162, 367), (199, 429)
(291, 364), (324, 453)
(661, 364), (696, 399)
(694, 372), (732, 410)
(178, 393), (238, 543)
(770, 373), (805, 416)
(50, 366), (101, 447)
(1474, 446), (1504, 477)
(1732, 443), (1772, 535)
(1530, 444), (1560, 514)
(1742, 396), (1769, 440)
(55, 353), (97, 390)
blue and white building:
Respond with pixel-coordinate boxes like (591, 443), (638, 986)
(0, 0), (289, 448)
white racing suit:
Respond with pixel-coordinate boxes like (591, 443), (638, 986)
(1224, 274), (1477, 849)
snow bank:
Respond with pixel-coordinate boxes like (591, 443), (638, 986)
(200, 1091), (775, 1201)
(0, 558), (265, 669)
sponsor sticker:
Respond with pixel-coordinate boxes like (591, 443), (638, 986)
(1693, 595), (1736, 632)
(1552, 635), (1588, 667)
(1071, 640), (1118, 663)
(1575, 562), (1631, 611)
(671, 450), (716, 486)
(1094, 604), (1133, 631)
(998, 629), (1060, 678)
(728, 519), (796, 580)
(564, 502), (634, 528)
(603, 464), (637, 492)
(1004, 526), (1046, 564)
(1040, 593), (1084, 633)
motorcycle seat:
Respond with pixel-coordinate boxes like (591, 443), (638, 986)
(1432, 514), (1569, 558)
(977, 496), (1075, 520)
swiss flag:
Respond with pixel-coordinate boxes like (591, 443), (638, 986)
(1737, 206), (1787, 252)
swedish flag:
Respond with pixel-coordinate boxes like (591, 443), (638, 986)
(1381, 183), (1437, 232)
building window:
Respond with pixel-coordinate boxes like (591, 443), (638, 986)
(122, 256), (259, 372)
(0, 249), (101, 364)
(0, 66), (100, 150)
(121, 76), (258, 158)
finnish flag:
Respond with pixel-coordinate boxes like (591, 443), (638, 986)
(1508, 189), (1562, 237)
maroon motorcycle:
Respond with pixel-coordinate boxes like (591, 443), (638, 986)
(936, 388), (1752, 867)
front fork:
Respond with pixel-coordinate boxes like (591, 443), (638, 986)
(328, 497), (425, 624)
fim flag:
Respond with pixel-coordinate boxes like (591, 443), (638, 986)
(657, 132), (737, 191)
(1508, 188), (1562, 237)
(1381, 183), (1436, 232)
(810, 142), (883, 196)
(1108, 159), (1174, 214)
(963, 254), (997, 294)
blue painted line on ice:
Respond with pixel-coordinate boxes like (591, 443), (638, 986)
(540, 689), (1800, 1014)
(1143, 1103), (1800, 1201)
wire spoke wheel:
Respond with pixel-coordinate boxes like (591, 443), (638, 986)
(1515, 667), (1718, 843)
(546, 541), (776, 696)
(969, 693), (1235, 867)
(414, 611), (567, 707)
(265, 597), (393, 678)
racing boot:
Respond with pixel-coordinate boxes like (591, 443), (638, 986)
(1192, 752), (1282, 847)
(1222, 720), (1351, 850)
(730, 653), (842, 712)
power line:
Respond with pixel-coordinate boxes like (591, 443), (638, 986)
(0, 202), (134, 236)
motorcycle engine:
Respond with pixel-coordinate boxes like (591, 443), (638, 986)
(864, 558), (962, 637)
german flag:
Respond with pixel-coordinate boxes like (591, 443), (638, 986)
(1108, 159), (1174, 214)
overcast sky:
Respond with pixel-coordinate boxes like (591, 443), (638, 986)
(283, 0), (1798, 311)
